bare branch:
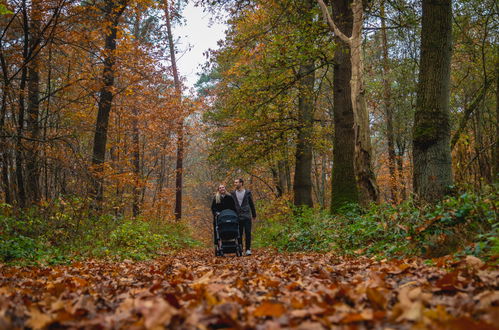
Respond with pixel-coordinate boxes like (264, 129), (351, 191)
(317, 0), (351, 44)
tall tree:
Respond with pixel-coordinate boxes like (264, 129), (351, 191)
(26, 0), (42, 203)
(412, 0), (453, 201)
(329, 0), (359, 211)
(318, 0), (379, 207)
(293, 60), (315, 207)
(91, 0), (128, 204)
(164, 0), (184, 220)
(380, 0), (397, 203)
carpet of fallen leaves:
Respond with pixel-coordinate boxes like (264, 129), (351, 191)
(0, 249), (498, 329)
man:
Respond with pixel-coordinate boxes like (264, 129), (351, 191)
(231, 178), (256, 256)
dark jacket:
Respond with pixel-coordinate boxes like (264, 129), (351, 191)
(211, 194), (237, 217)
(231, 190), (257, 220)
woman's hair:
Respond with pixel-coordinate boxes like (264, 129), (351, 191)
(215, 185), (225, 204)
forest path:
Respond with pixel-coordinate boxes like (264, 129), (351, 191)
(0, 249), (497, 329)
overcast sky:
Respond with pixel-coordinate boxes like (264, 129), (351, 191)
(174, 2), (227, 89)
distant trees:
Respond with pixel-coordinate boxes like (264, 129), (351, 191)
(0, 0), (194, 219)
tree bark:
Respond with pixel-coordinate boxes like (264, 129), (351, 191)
(330, 0), (358, 212)
(293, 60), (315, 208)
(380, 1), (397, 202)
(16, 0), (30, 208)
(26, 0), (41, 203)
(412, 0), (453, 202)
(494, 52), (499, 182)
(164, 0), (184, 220)
(91, 0), (127, 204)
(348, 0), (379, 205)
(319, 0), (379, 208)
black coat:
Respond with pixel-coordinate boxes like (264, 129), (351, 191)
(231, 190), (256, 220)
(211, 194), (237, 217)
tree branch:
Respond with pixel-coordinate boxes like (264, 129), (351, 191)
(317, 0), (351, 44)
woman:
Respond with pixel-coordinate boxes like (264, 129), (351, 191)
(211, 184), (237, 249)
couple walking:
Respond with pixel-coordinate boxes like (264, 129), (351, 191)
(211, 178), (256, 256)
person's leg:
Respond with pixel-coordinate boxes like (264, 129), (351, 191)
(239, 218), (245, 248)
(213, 216), (217, 245)
(244, 219), (252, 251)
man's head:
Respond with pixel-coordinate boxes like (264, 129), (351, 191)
(234, 178), (244, 190)
(218, 184), (227, 195)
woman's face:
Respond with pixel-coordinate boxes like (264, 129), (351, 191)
(218, 185), (226, 194)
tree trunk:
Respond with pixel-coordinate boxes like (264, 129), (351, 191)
(277, 159), (288, 196)
(349, 0), (379, 205)
(26, 0), (41, 203)
(412, 0), (453, 202)
(90, 0), (127, 204)
(164, 0), (184, 221)
(293, 60), (315, 208)
(380, 1), (397, 202)
(132, 107), (141, 217)
(494, 53), (499, 182)
(16, 0), (29, 208)
(330, 0), (358, 212)
(0, 55), (11, 204)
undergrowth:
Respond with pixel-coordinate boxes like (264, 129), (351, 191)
(0, 197), (200, 265)
(254, 185), (498, 259)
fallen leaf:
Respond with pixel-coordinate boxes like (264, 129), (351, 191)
(254, 301), (285, 317)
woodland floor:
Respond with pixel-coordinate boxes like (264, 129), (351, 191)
(0, 249), (498, 329)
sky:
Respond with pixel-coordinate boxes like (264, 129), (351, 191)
(174, 2), (227, 89)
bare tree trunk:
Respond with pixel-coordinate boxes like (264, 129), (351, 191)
(277, 159), (288, 196)
(494, 53), (499, 182)
(132, 107), (141, 216)
(16, 0), (30, 208)
(330, 0), (358, 212)
(380, 1), (397, 202)
(90, 0), (127, 205)
(318, 0), (379, 207)
(26, 0), (41, 203)
(0, 59), (11, 204)
(293, 60), (315, 208)
(412, 0), (453, 202)
(164, 0), (184, 221)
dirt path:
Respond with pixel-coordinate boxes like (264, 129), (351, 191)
(0, 249), (497, 329)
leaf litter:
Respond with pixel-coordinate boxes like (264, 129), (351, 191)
(0, 249), (497, 329)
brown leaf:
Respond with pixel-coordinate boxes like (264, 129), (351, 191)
(253, 301), (285, 318)
(366, 287), (387, 309)
(26, 308), (53, 330)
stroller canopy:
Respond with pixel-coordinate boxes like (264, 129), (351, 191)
(218, 209), (238, 222)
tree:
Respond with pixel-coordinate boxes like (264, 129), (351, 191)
(318, 0), (379, 207)
(91, 0), (128, 204)
(412, 0), (453, 202)
(329, 0), (359, 211)
(163, 0), (184, 220)
(293, 0), (316, 208)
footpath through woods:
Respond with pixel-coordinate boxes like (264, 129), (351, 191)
(0, 249), (498, 329)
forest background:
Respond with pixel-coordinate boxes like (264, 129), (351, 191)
(0, 0), (497, 264)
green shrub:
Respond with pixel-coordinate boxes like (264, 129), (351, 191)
(254, 186), (498, 259)
(0, 198), (201, 264)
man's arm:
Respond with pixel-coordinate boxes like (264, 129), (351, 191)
(227, 194), (237, 212)
(248, 191), (256, 218)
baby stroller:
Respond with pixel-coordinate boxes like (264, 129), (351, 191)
(215, 209), (243, 257)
